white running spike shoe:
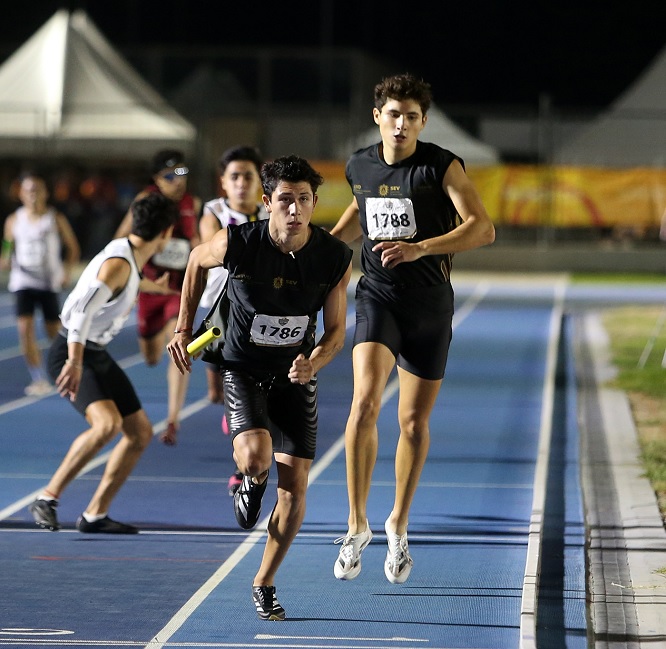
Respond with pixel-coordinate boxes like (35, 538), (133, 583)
(333, 522), (373, 580)
(384, 520), (413, 584)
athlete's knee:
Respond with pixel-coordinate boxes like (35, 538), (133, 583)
(89, 413), (123, 446)
(233, 430), (272, 476)
(237, 455), (271, 477)
(350, 395), (381, 429)
(124, 421), (153, 451)
(398, 417), (430, 444)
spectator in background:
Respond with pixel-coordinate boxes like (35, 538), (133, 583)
(1, 172), (80, 396)
(198, 145), (269, 495)
(115, 150), (201, 445)
(80, 173), (120, 256)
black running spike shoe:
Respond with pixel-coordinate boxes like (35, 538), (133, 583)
(252, 585), (285, 620)
(29, 498), (60, 531)
(76, 515), (138, 534)
(233, 472), (269, 530)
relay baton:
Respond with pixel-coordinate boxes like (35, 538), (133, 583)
(186, 327), (222, 356)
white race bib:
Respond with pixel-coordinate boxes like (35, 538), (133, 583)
(250, 314), (309, 347)
(365, 197), (417, 240)
(152, 238), (190, 270)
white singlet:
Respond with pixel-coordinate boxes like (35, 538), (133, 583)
(199, 198), (268, 308)
(59, 238), (141, 347)
(8, 207), (64, 293)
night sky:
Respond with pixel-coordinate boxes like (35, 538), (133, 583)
(0, 0), (664, 110)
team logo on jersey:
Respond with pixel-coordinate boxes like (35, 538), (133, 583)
(273, 276), (284, 289)
(379, 184), (389, 197)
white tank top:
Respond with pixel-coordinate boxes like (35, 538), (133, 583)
(199, 199), (268, 308)
(59, 238), (141, 346)
(8, 207), (64, 292)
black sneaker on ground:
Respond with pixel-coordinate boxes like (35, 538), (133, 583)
(29, 499), (60, 531)
(233, 472), (269, 529)
(76, 515), (139, 534)
(252, 585), (285, 621)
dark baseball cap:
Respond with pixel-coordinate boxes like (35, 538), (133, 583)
(151, 149), (187, 175)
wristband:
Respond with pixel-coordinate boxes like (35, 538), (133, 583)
(1, 239), (13, 256)
(65, 359), (83, 370)
(174, 327), (193, 334)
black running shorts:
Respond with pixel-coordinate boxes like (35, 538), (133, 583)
(47, 334), (142, 418)
(15, 289), (60, 321)
(353, 275), (454, 381)
(222, 368), (317, 460)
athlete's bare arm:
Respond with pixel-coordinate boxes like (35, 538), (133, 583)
(166, 229), (229, 374)
(199, 207), (222, 243)
(331, 198), (363, 243)
(55, 212), (81, 285)
(288, 261), (352, 384)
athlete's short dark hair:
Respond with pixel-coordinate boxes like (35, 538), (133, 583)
(374, 73), (432, 116)
(218, 146), (263, 175)
(130, 193), (179, 240)
(260, 155), (324, 197)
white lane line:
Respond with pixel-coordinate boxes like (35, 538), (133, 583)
(519, 278), (567, 649)
(256, 635), (427, 642)
(145, 279), (491, 649)
(452, 280), (489, 328)
(310, 479), (532, 489)
(0, 527), (528, 545)
(0, 641), (439, 648)
(149, 530), (268, 648)
(6, 476), (529, 490)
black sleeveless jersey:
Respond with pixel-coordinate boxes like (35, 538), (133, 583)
(221, 220), (352, 373)
(346, 141), (464, 286)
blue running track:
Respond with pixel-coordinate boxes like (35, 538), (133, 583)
(2, 274), (660, 648)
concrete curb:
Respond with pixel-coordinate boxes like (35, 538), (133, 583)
(578, 312), (666, 645)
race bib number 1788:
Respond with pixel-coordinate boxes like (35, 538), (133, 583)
(365, 197), (417, 240)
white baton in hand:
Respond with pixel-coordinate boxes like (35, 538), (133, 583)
(186, 327), (222, 356)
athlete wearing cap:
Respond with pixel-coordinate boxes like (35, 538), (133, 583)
(115, 150), (202, 445)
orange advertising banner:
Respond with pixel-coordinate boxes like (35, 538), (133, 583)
(466, 165), (666, 229)
(311, 160), (666, 230)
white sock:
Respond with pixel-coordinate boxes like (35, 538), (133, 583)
(38, 492), (58, 504)
(82, 512), (107, 523)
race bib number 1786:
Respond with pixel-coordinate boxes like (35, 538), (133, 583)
(250, 314), (309, 347)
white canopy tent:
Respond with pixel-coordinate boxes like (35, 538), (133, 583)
(0, 10), (196, 160)
(338, 104), (500, 166)
(554, 44), (666, 167)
